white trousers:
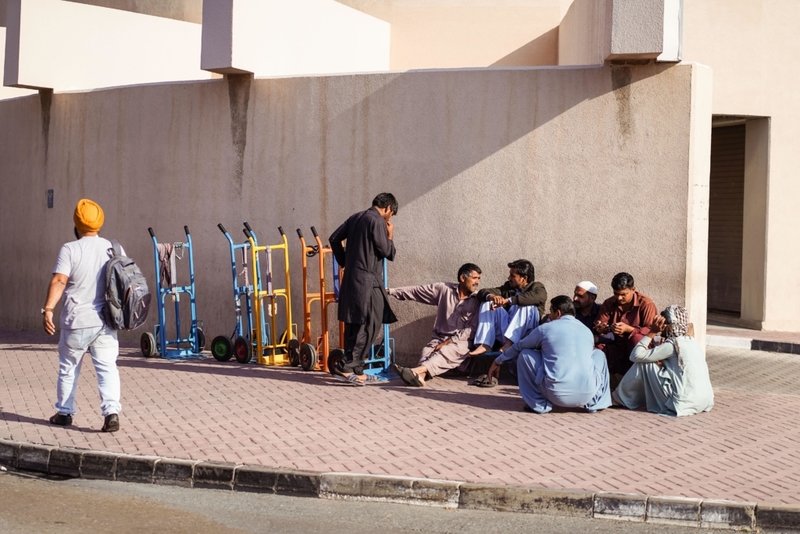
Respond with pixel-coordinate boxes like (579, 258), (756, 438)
(55, 325), (122, 417)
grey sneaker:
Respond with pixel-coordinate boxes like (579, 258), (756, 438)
(102, 413), (120, 433)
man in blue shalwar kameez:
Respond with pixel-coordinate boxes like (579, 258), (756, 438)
(502, 295), (611, 414)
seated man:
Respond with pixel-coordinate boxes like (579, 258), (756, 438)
(593, 272), (658, 378)
(468, 259), (546, 359)
(573, 280), (600, 330)
(389, 263), (482, 387)
(612, 305), (714, 417)
(497, 295), (611, 414)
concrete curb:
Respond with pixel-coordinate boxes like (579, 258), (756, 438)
(707, 333), (800, 355)
(0, 438), (795, 530)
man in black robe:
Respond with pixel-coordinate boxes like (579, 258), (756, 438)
(329, 193), (398, 385)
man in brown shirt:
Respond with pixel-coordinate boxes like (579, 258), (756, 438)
(594, 272), (658, 378)
(389, 263), (482, 387)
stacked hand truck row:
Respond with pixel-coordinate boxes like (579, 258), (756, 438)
(138, 223), (394, 379)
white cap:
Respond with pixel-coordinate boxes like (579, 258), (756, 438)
(576, 281), (598, 295)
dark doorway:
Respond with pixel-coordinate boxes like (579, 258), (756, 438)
(707, 124), (745, 316)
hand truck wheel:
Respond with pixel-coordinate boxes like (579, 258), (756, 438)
(196, 326), (206, 352)
(140, 332), (159, 358)
(299, 343), (317, 371)
(327, 348), (345, 376)
(211, 335), (233, 362)
(288, 339), (300, 367)
(233, 336), (251, 364)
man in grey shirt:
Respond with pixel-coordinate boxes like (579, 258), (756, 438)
(42, 199), (122, 432)
(390, 263), (482, 387)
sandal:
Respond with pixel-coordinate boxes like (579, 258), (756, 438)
(471, 374), (498, 388)
(401, 368), (423, 387)
(333, 373), (366, 387)
(361, 374), (385, 384)
(478, 376), (498, 388)
(471, 374), (489, 386)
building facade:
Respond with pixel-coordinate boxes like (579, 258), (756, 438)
(1, 0), (794, 360)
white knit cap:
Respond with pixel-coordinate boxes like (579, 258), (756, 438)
(576, 281), (598, 295)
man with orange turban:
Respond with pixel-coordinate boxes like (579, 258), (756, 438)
(41, 199), (122, 432)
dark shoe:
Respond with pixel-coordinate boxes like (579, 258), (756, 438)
(392, 364), (411, 385)
(401, 368), (423, 387)
(102, 413), (120, 432)
(49, 413), (72, 426)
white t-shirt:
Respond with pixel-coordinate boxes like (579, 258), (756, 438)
(53, 236), (116, 329)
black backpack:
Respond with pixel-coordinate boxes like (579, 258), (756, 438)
(102, 240), (151, 330)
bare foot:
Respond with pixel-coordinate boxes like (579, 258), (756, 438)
(468, 344), (490, 357)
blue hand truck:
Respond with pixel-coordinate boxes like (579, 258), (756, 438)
(326, 259), (395, 379)
(211, 222), (253, 362)
(140, 226), (205, 359)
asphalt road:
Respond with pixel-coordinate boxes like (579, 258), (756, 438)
(0, 469), (736, 534)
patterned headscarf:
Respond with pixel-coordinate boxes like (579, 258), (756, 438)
(661, 305), (689, 338)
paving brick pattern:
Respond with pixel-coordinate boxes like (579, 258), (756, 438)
(2, 327), (799, 505)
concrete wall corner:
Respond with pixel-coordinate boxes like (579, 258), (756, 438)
(608, 0), (664, 60)
(685, 62), (713, 347)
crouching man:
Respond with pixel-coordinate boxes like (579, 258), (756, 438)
(389, 263), (482, 387)
(503, 295), (611, 414)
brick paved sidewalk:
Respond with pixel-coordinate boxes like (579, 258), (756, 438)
(1, 327), (799, 506)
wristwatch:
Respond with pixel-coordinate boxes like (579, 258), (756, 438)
(41, 307), (53, 314)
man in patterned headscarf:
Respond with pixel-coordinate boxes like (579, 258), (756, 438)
(611, 305), (714, 417)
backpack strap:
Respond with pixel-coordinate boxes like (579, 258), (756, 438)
(110, 239), (123, 257)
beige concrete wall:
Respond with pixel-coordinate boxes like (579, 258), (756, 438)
(740, 118), (769, 327)
(338, 0), (574, 68)
(686, 64), (713, 349)
(558, 0), (610, 65)
(0, 63), (709, 360)
(558, 0), (665, 66)
(682, 0), (800, 331)
(0, 27), (35, 99)
(64, 0), (202, 23)
(4, 0), (212, 91)
(201, 0), (390, 76)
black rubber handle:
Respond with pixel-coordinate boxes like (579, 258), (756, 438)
(243, 221), (253, 232)
(278, 226), (285, 236)
(184, 226), (190, 236)
(296, 228), (304, 238)
(243, 228), (252, 239)
(148, 227), (155, 238)
(218, 223), (227, 234)
(311, 226), (319, 238)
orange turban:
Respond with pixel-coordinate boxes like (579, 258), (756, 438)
(73, 199), (105, 233)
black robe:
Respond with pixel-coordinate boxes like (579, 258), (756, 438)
(330, 207), (397, 325)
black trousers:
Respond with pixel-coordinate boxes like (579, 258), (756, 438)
(342, 287), (384, 374)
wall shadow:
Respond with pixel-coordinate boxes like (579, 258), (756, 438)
(490, 28), (559, 67)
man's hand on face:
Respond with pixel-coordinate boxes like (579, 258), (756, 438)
(649, 315), (666, 335)
(386, 219), (394, 240)
(43, 310), (56, 335)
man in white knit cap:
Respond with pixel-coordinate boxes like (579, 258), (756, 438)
(573, 281), (600, 331)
